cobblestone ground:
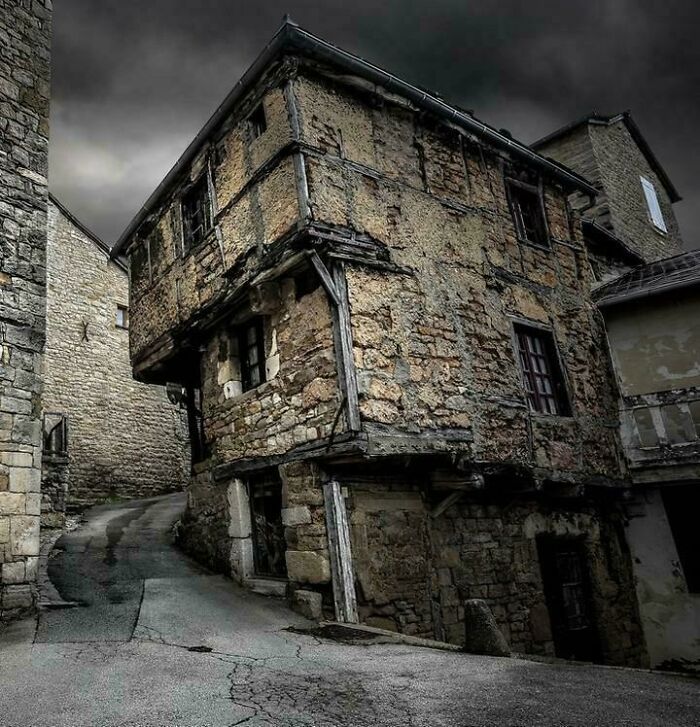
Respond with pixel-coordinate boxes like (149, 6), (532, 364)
(0, 494), (697, 727)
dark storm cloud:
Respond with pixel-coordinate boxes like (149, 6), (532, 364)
(50, 0), (700, 247)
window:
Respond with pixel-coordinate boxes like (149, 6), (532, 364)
(43, 413), (68, 457)
(248, 103), (267, 140)
(185, 384), (208, 464)
(662, 485), (700, 593)
(506, 179), (549, 248)
(181, 176), (212, 252)
(514, 324), (570, 416)
(640, 176), (667, 233)
(238, 318), (266, 392)
(115, 305), (129, 329)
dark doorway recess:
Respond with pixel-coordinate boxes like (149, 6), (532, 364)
(537, 535), (601, 662)
(249, 472), (287, 578)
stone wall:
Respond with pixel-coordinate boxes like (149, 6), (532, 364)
(0, 0), (51, 620)
(537, 119), (684, 262)
(345, 479), (645, 666)
(43, 200), (189, 510)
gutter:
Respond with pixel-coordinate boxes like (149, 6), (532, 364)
(111, 20), (597, 258)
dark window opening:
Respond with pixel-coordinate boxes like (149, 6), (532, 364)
(181, 176), (212, 252)
(116, 305), (129, 329)
(537, 535), (601, 663)
(185, 384), (208, 464)
(662, 486), (700, 593)
(238, 318), (266, 393)
(249, 472), (287, 578)
(43, 414), (68, 457)
(507, 179), (549, 248)
(515, 324), (570, 416)
(248, 103), (267, 140)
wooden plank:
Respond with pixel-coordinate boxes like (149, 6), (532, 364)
(323, 479), (359, 624)
(307, 251), (340, 306)
(331, 262), (361, 432)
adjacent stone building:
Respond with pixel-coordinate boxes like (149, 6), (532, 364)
(537, 113), (698, 671)
(0, 0), (51, 621)
(42, 195), (189, 521)
(114, 22), (647, 666)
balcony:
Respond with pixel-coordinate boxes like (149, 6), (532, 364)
(619, 388), (700, 482)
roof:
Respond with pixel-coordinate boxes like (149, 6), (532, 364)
(593, 248), (700, 307)
(532, 111), (682, 203)
(582, 220), (644, 266)
(111, 19), (597, 257)
(49, 193), (127, 272)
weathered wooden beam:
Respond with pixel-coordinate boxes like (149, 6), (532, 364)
(307, 250), (340, 306)
(323, 479), (358, 624)
(431, 491), (464, 519)
(331, 262), (361, 432)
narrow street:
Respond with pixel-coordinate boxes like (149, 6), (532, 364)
(0, 494), (697, 727)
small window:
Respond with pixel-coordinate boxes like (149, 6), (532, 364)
(514, 324), (570, 416)
(640, 176), (667, 233)
(116, 305), (129, 329)
(185, 384), (208, 464)
(181, 176), (212, 252)
(248, 103), (267, 140)
(238, 318), (266, 393)
(43, 413), (68, 457)
(662, 486), (700, 593)
(507, 179), (549, 248)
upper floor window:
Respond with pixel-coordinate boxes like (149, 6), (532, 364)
(506, 178), (549, 248)
(640, 176), (668, 233)
(238, 318), (266, 392)
(181, 176), (212, 252)
(115, 305), (129, 329)
(514, 324), (570, 416)
(248, 103), (267, 140)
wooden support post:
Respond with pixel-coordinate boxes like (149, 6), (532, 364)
(331, 262), (361, 431)
(323, 479), (358, 624)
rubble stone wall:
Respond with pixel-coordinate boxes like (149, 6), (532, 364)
(43, 201), (189, 509)
(345, 480), (645, 666)
(0, 0), (51, 620)
(200, 281), (341, 465)
(129, 83), (299, 363)
(295, 72), (625, 483)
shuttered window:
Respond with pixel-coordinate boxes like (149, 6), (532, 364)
(514, 325), (571, 416)
(640, 176), (667, 233)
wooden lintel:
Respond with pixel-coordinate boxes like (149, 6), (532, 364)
(431, 491), (464, 518)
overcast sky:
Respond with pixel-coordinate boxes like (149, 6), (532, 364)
(50, 1), (699, 248)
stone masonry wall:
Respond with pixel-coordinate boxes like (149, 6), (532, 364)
(344, 480), (645, 666)
(295, 71), (625, 484)
(44, 201), (189, 509)
(0, 0), (51, 620)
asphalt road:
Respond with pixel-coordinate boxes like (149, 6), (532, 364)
(1, 493), (698, 727)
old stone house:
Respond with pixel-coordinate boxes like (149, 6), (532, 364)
(41, 195), (189, 524)
(0, 0), (51, 621)
(113, 21), (647, 666)
(536, 115), (698, 670)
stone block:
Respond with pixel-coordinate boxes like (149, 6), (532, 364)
(282, 505), (312, 527)
(227, 480), (251, 539)
(462, 598), (511, 657)
(1, 560), (25, 584)
(0, 493), (25, 515)
(292, 589), (323, 620)
(1, 583), (35, 611)
(10, 515), (39, 556)
(0, 518), (9, 543)
(25, 492), (40, 515)
(285, 550), (331, 584)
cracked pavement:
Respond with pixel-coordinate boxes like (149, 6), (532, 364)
(1, 494), (698, 726)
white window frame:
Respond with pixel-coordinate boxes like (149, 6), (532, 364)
(640, 176), (668, 233)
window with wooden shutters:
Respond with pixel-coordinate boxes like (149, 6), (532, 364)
(181, 175), (212, 252)
(506, 178), (549, 248)
(514, 324), (570, 416)
(640, 176), (668, 233)
(238, 318), (266, 393)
